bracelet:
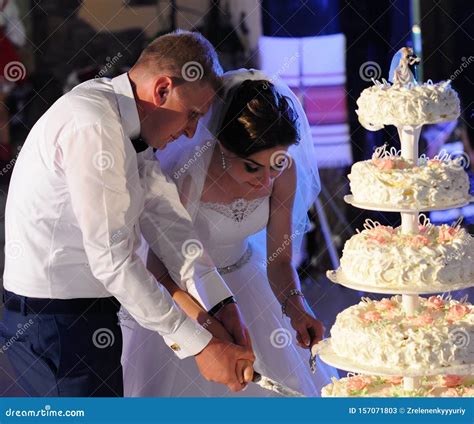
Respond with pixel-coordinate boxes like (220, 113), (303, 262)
(281, 289), (304, 317)
(208, 296), (237, 317)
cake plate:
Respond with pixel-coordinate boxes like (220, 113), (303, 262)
(344, 195), (474, 213)
(315, 339), (474, 378)
(326, 268), (474, 295)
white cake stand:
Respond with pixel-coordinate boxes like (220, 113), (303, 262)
(315, 339), (474, 378)
(319, 124), (474, 393)
(326, 268), (474, 295)
(344, 195), (474, 213)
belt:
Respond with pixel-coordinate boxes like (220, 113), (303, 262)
(217, 244), (253, 275)
(2, 290), (121, 315)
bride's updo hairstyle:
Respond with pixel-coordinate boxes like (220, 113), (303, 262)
(217, 80), (300, 157)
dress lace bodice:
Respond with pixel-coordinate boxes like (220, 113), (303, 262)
(200, 197), (267, 223)
(195, 196), (270, 268)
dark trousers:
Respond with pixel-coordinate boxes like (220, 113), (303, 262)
(0, 290), (123, 397)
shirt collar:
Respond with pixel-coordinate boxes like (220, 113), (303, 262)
(111, 73), (141, 140)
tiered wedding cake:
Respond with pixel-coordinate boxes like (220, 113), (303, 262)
(317, 47), (474, 397)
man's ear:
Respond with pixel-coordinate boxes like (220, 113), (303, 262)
(153, 76), (172, 107)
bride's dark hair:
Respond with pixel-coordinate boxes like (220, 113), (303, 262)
(217, 80), (300, 157)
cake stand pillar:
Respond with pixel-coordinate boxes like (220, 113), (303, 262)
(403, 376), (421, 391)
(401, 211), (419, 234)
(399, 124), (422, 389)
(397, 126), (422, 161)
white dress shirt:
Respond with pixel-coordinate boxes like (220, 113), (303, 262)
(4, 73), (232, 358)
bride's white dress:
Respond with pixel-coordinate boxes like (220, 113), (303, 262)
(121, 195), (338, 397)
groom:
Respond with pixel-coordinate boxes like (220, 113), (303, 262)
(1, 30), (254, 396)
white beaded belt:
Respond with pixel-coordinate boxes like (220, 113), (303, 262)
(217, 244), (253, 275)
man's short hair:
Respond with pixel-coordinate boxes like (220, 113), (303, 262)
(134, 30), (223, 91)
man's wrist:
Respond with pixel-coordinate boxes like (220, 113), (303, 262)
(208, 296), (237, 317)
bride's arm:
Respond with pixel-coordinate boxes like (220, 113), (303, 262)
(266, 165), (324, 349)
(146, 248), (233, 343)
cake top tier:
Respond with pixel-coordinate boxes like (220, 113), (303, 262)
(356, 47), (460, 129)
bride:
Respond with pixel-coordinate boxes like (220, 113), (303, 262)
(121, 69), (338, 396)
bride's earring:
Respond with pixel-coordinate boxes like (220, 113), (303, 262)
(220, 148), (227, 170)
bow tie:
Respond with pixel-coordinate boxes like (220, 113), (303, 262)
(130, 136), (149, 153)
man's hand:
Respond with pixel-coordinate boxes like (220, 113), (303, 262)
(215, 302), (252, 348)
(194, 337), (255, 392)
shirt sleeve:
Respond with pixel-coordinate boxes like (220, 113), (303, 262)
(59, 121), (211, 358)
(138, 153), (234, 311)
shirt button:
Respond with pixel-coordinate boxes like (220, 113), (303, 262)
(170, 343), (181, 352)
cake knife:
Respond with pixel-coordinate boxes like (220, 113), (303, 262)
(240, 361), (305, 397)
(251, 371), (306, 397)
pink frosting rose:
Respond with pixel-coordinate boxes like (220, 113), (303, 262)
(441, 388), (461, 397)
(428, 159), (442, 167)
(426, 296), (445, 310)
(346, 376), (372, 392)
(373, 159), (396, 171)
(386, 376), (403, 385)
(375, 298), (396, 311)
(359, 310), (382, 324)
(446, 304), (470, 321)
(410, 234), (430, 248)
(442, 375), (464, 388)
(438, 226), (458, 243)
(413, 313), (434, 327)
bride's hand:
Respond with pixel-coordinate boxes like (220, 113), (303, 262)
(215, 302), (253, 350)
(285, 297), (324, 349)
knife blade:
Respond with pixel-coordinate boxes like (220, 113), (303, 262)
(308, 327), (317, 373)
(252, 371), (305, 397)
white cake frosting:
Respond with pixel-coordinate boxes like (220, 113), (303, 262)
(348, 147), (470, 209)
(330, 295), (474, 371)
(322, 374), (474, 397)
(339, 216), (474, 290)
(356, 79), (460, 130)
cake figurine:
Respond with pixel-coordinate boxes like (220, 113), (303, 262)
(389, 47), (420, 86)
